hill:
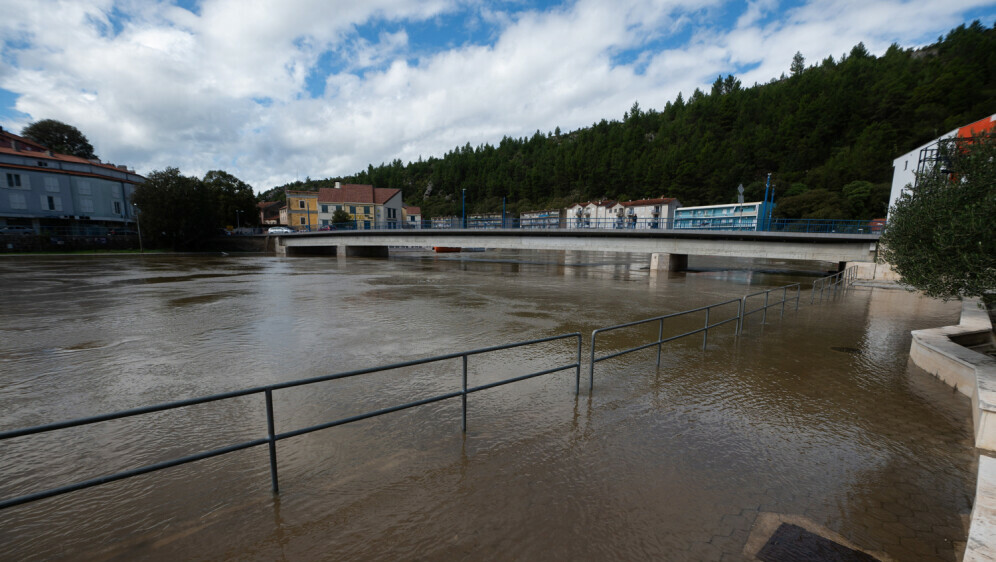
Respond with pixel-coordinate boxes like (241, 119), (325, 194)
(261, 21), (996, 221)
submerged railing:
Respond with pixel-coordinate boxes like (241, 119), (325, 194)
(0, 274), (861, 511)
(811, 266), (858, 303)
(589, 298), (743, 390)
(0, 333), (582, 510)
(739, 283), (801, 333)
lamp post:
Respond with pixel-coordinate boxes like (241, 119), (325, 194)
(132, 204), (143, 253)
(235, 209), (243, 233)
(461, 189), (466, 229)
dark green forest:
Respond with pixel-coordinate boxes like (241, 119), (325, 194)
(261, 21), (996, 220)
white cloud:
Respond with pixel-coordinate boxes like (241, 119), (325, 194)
(0, 0), (991, 192)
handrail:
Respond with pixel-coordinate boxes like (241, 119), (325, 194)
(0, 333), (582, 510)
(589, 298), (742, 390)
(739, 283), (802, 333)
(810, 265), (857, 303)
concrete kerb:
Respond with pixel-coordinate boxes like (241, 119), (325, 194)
(908, 299), (996, 561)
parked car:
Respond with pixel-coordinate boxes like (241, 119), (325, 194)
(267, 226), (294, 234)
(318, 225), (337, 231)
(0, 225), (35, 235)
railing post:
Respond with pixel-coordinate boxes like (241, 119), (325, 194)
(461, 355), (468, 432)
(264, 389), (279, 494)
(656, 318), (664, 367)
(575, 335), (582, 396)
(589, 331), (597, 391)
(780, 286), (787, 319)
(795, 284), (801, 311)
(737, 299), (744, 336)
(738, 295), (746, 334)
(702, 307), (710, 349)
(762, 291), (769, 324)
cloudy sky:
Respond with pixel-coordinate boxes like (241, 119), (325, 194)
(1, 0), (993, 193)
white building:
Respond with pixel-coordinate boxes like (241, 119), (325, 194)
(608, 196), (681, 229)
(519, 209), (562, 228)
(565, 200), (616, 228)
(889, 113), (996, 219)
(673, 201), (773, 230)
(316, 183), (402, 229)
(403, 206), (421, 228)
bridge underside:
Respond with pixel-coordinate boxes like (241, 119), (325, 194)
(274, 229), (878, 270)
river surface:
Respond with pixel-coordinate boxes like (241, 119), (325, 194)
(0, 250), (975, 560)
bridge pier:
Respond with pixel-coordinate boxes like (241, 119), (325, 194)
(650, 252), (688, 272)
(341, 245), (389, 258)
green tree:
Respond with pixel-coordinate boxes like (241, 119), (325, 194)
(203, 170), (258, 229)
(881, 132), (996, 304)
(132, 168), (219, 250)
(790, 52), (806, 76)
(20, 119), (97, 159)
(331, 209), (352, 225)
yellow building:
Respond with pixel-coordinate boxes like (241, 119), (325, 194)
(285, 190), (318, 231)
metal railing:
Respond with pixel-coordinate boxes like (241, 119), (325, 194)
(268, 216), (883, 234)
(588, 299), (743, 390)
(811, 266), (858, 303)
(0, 333), (582, 511)
(739, 283), (801, 333)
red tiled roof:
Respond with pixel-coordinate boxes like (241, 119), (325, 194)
(404, 206), (421, 214)
(619, 197), (677, 207)
(0, 129), (142, 178)
(317, 184), (400, 205)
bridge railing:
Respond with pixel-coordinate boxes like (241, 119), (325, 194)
(282, 217), (882, 234)
(0, 333), (582, 511)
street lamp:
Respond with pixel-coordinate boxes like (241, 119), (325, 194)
(235, 209), (244, 232)
(132, 203), (143, 253)
(461, 189), (466, 229)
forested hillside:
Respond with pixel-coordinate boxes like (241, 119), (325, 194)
(262, 21), (996, 220)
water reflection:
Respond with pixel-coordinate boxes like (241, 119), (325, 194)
(0, 251), (972, 560)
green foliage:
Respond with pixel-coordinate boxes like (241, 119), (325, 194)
(21, 119), (96, 159)
(132, 168), (256, 249)
(263, 22), (996, 221)
(331, 209), (351, 224)
(881, 132), (996, 303)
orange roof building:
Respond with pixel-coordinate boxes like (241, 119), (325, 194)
(0, 126), (145, 234)
(316, 182), (402, 229)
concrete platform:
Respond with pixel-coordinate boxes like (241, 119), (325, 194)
(908, 299), (996, 561)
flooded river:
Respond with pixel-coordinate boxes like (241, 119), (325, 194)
(0, 250), (975, 560)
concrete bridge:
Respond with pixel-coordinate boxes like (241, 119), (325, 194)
(271, 228), (881, 272)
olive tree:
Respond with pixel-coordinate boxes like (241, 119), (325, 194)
(881, 132), (996, 305)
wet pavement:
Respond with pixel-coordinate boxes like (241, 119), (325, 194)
(0, 250), (975, 560)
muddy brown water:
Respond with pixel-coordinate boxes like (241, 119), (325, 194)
(0, 251), (975, 560)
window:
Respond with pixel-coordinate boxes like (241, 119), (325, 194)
(43, 195), (62, 211)
(9, 193), (26, 209)
(299, 216), (306, 225)
(321, 205), (328, 213)
(37, 160), (48, 167)
(6, 173), (21, 188)
(113, 201), (122, 214)
(79, 198), (94, 213)
(78, 181), (91, 195)
(364, 206), (370, 214)
(350, 206), (356, 214)
(44, 176), (59, 192)
(298, 200), (305, 209)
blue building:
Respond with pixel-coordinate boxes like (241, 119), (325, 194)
(0, 127), (144, 234)
(673, 201), (774, 230)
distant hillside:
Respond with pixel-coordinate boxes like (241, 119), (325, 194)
(261, 21), (996, 220)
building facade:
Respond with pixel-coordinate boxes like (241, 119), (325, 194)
(403, 206), (422, 228)
(566, 200), (616, 228)
(889, 113), (996, 219)
(608, 196), (681, 229)
(673, 201), (772, 230)
(519, 209), (563, 228)
(285, 190), (318, 231)
(0, 128), (144, 234)
(316, 183), (402, 229)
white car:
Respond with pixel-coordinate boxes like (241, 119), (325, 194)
(0, 225), (34, 235)
(267, 226), (294, 234)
